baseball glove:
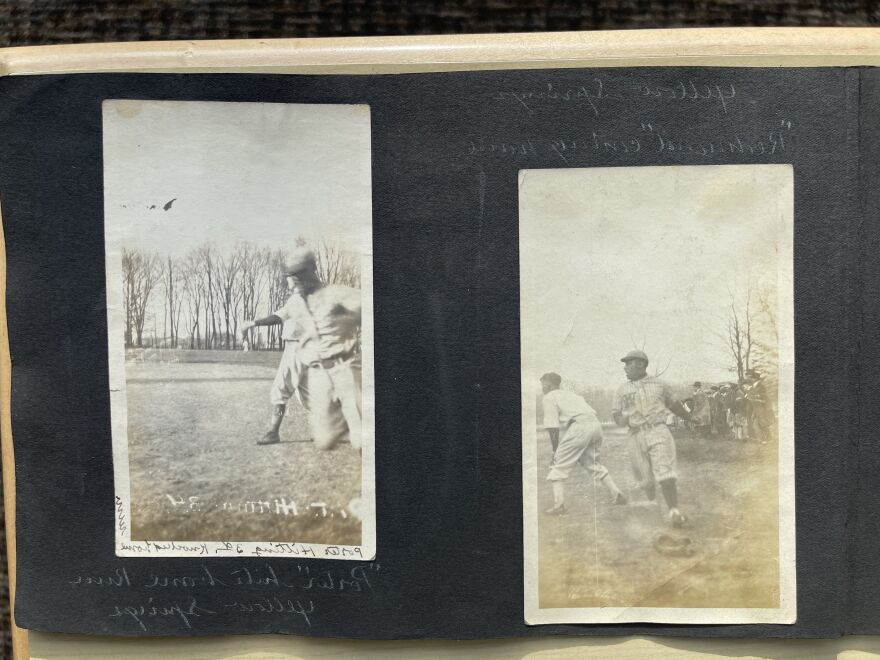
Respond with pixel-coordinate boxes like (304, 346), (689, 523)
(653, 533), (696, 558)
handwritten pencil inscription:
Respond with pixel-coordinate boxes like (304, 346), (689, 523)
(68, 562), (380, 632)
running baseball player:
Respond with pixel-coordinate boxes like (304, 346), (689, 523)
(612, 350), (690, 527)
(541, 372), (627, 516)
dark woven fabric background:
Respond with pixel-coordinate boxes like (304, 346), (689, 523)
(0, 2), (875, 656)
(0, 0), (877, 45)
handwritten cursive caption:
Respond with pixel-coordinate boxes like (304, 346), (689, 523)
(71, 562), (380, 632)
(493, 78), (738, 117)
(468, 121), (793, 165)
(115, 495), (367, 560)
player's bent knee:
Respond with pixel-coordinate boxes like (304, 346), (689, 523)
(314, 434), (338, 451)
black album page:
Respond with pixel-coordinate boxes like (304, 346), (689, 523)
(0, 67), (869, 638)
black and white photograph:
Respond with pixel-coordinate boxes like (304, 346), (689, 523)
(103, 100), (375, 559)
(520, 164), (795, 624)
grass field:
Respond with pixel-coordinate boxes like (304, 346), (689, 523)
(124, 350), (362, 546)
(537, 425), (780, 610)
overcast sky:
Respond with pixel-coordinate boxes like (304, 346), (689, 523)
(519, 164), (792, 389)
(103, 100), (371, 256)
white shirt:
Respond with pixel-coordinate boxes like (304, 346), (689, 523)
(275, 284), (361, 362)
(542, 389), (599, 428)
(273, 295), (306, 342)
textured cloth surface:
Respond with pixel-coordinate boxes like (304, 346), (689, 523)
(0, 1), (873, 654)
(0, 1), (877, 45)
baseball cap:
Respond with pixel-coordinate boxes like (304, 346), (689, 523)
(620, 350), (649, 364)
(540, 372), (562, 387)
(284, 247), (316, 276)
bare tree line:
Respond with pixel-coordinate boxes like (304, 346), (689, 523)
(122, 250), (161, 348)
(121, 239), (360, 350)
(546, 280), (781, 424)
(618, 278), (780, 393)
(720, 279), (778, 385)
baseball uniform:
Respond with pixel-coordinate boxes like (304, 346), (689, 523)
(612, 376), (679, 488)
(542, 389), (622, 500)
(295, 284), (363, 451)
(268, 294), (307, 408)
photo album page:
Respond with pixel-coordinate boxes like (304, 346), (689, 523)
(0, 66), (875, 639)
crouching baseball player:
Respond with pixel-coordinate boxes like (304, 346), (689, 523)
(613, 350), (691, 528)
(540, 372), (627, 516)
(242, 247), (362, 451)
(293, 250), (362, 452)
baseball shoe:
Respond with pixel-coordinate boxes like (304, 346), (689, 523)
(668, 508), (687, 528)
(257, 430), (281, 445)
(644, 483), (656, 501)
(612, 493), (628, 506)
(544, 504), (567, 516)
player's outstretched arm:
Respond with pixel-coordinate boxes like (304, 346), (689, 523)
(240, 314), (282, 337)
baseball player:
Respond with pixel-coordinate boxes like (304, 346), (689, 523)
(612, 350), (690, 528)
(241, 249), (312, 445)
(243, 247), (362, 451)
(541, 372), (627, 516)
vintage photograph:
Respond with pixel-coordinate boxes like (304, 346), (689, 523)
(520, 165), (795, 623)
(103, 100), (375, 559)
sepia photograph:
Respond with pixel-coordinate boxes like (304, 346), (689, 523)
(520, 164), (795, 624)
(103, 100), (375, 559)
